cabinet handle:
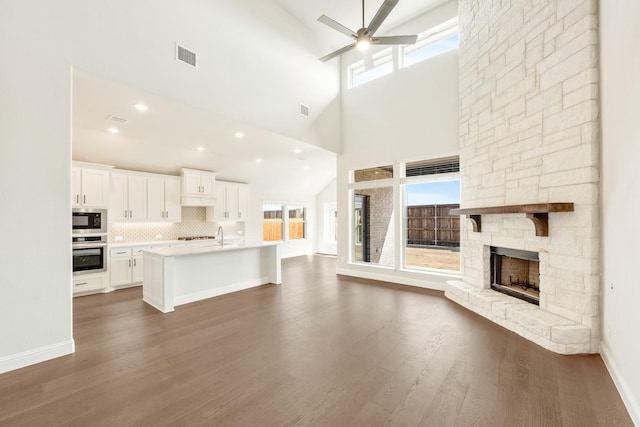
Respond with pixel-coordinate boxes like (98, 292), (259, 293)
(133, 259), (137, 267)
(83, 195), (86, 204)
(76, 195), (79, 204)
(128, 259), (131, 267)
(124, 210), (128, 218)
(75, 282), (87, 286)
(116, 251), (127, 254)
(129, 210), (132, 218)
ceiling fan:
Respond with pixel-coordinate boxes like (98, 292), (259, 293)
(318, 0), (418, 65)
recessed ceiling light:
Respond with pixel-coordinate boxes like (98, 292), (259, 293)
(108, 127), (120, 134)
(196, 146), (205, 152)
(134, 103), (148, 112)
(235, 132), (245, 139)
(293, 148), (301, 154)
(256, 158), (263, 163)
(303, 165), (310, 170)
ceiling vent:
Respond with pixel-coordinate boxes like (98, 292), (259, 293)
(106, 115), (128, 124)
(299, 103), (310, 118)
(176, 44), (197, 68)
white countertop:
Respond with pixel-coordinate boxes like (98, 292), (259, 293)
(143, 240), (280, 257)
(109, 236), (250, 248)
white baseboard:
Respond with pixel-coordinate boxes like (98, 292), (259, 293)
(336, 267), (451, 292)
(0, 340), (75, 375)
(600, 342), (640, 426)
(174, 277), (269, 307)
(143, 292), (173, 313)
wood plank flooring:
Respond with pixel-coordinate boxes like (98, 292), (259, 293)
(0, 255), (633, 426)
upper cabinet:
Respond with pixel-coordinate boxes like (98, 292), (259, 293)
(110, 172), (147, 221)
(72, 163), (111, 208)
(110, 170), (182, 223)
(181, 168), (216, 206)
(147, 176), (181, 222)
(206, 182), (250, 222)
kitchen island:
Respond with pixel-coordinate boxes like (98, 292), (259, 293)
(142, 241), (281, 313)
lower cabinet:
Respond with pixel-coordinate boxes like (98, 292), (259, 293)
(73, 272), (108, 296)
(110, 247), (145, 289)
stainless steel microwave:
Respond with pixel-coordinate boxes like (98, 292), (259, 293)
(72, 208), (107, 234)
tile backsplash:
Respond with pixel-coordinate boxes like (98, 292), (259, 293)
(109, 207), (246, 243)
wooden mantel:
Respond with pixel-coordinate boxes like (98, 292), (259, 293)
(450, 203), (574, 237)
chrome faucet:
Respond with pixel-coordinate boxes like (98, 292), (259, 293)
(217, 226), (224, 247)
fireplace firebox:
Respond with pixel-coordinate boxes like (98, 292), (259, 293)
(490, 246), (540, 305)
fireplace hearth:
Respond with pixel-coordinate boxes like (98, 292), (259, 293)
(490, 246), (540, 305)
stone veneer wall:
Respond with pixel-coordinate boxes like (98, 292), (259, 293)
(448, 0), (600, 353)
(355, 187), (394, 265)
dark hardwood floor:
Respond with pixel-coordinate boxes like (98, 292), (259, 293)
(0, 255), (633, 426)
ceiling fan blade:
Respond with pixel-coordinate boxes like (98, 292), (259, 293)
(319, 43), (357, 62)
(367, 0), (399, 35)
(372, 35), (418, 45)
(318, 15), (357, 39)
(363, 51), (374, 70)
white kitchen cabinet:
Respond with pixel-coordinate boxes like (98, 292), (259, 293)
(181, 168), (216, 206)
(206, 182), (250, 222)
(73, 272), (107, 296)
(110, 246), (146, 288)
(110, 173), (147, 221)
(147, 176), (181, 221)
(72, 166), (110, 208)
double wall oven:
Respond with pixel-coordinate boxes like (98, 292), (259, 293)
(72, 208), (107, 275)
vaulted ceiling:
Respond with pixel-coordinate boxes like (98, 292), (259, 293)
(71, 0), (448, 196)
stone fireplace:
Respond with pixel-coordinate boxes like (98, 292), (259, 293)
(445, 0), (600, 354)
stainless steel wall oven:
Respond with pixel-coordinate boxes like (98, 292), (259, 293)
(72, 235), (107, 275)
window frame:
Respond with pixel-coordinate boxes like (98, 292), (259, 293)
(400, 17), (459, 70)
(347, 157), (461, 274)
(348, 47), (394, 89)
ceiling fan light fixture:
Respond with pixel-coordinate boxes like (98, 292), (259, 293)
(356, 38), (371, 51)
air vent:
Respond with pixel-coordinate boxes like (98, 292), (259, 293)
(406, 157), (460, 177)
(176, 44), (197, 68)
(299, 103), (310, 118)
(106, 115), (128, 124)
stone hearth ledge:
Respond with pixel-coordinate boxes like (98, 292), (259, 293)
(445, 281), (592, 354)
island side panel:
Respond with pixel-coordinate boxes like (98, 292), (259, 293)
(266, 244), (282, 285)
(172, 247), (272, 307)
(142, 252), (175, 313)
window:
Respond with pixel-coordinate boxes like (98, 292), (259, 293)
(354, 165), (394, 182)
(288, 205), (306, 240)
(263, 202), (307, 242)
(348, 157), (460, 273)
(401, 18), (459, 69)
(349, 48), (393, 88)
(345, 17), (459, 88)
(351, 165), (395, 266)
(263, 203), (284, 241)
(403, 157), (460, 272)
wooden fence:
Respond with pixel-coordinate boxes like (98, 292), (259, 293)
(406, 204), (460, 248)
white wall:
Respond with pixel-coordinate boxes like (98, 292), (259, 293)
(315, 179), (337, 255)
(600, 0), (640, 423)
(0, 0), (339, 372)
(0, 3), (74, 372)
(336, 1), (460, 288)
(245, 185), (317, 259)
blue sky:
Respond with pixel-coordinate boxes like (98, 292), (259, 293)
(406, 180), (460, 206)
